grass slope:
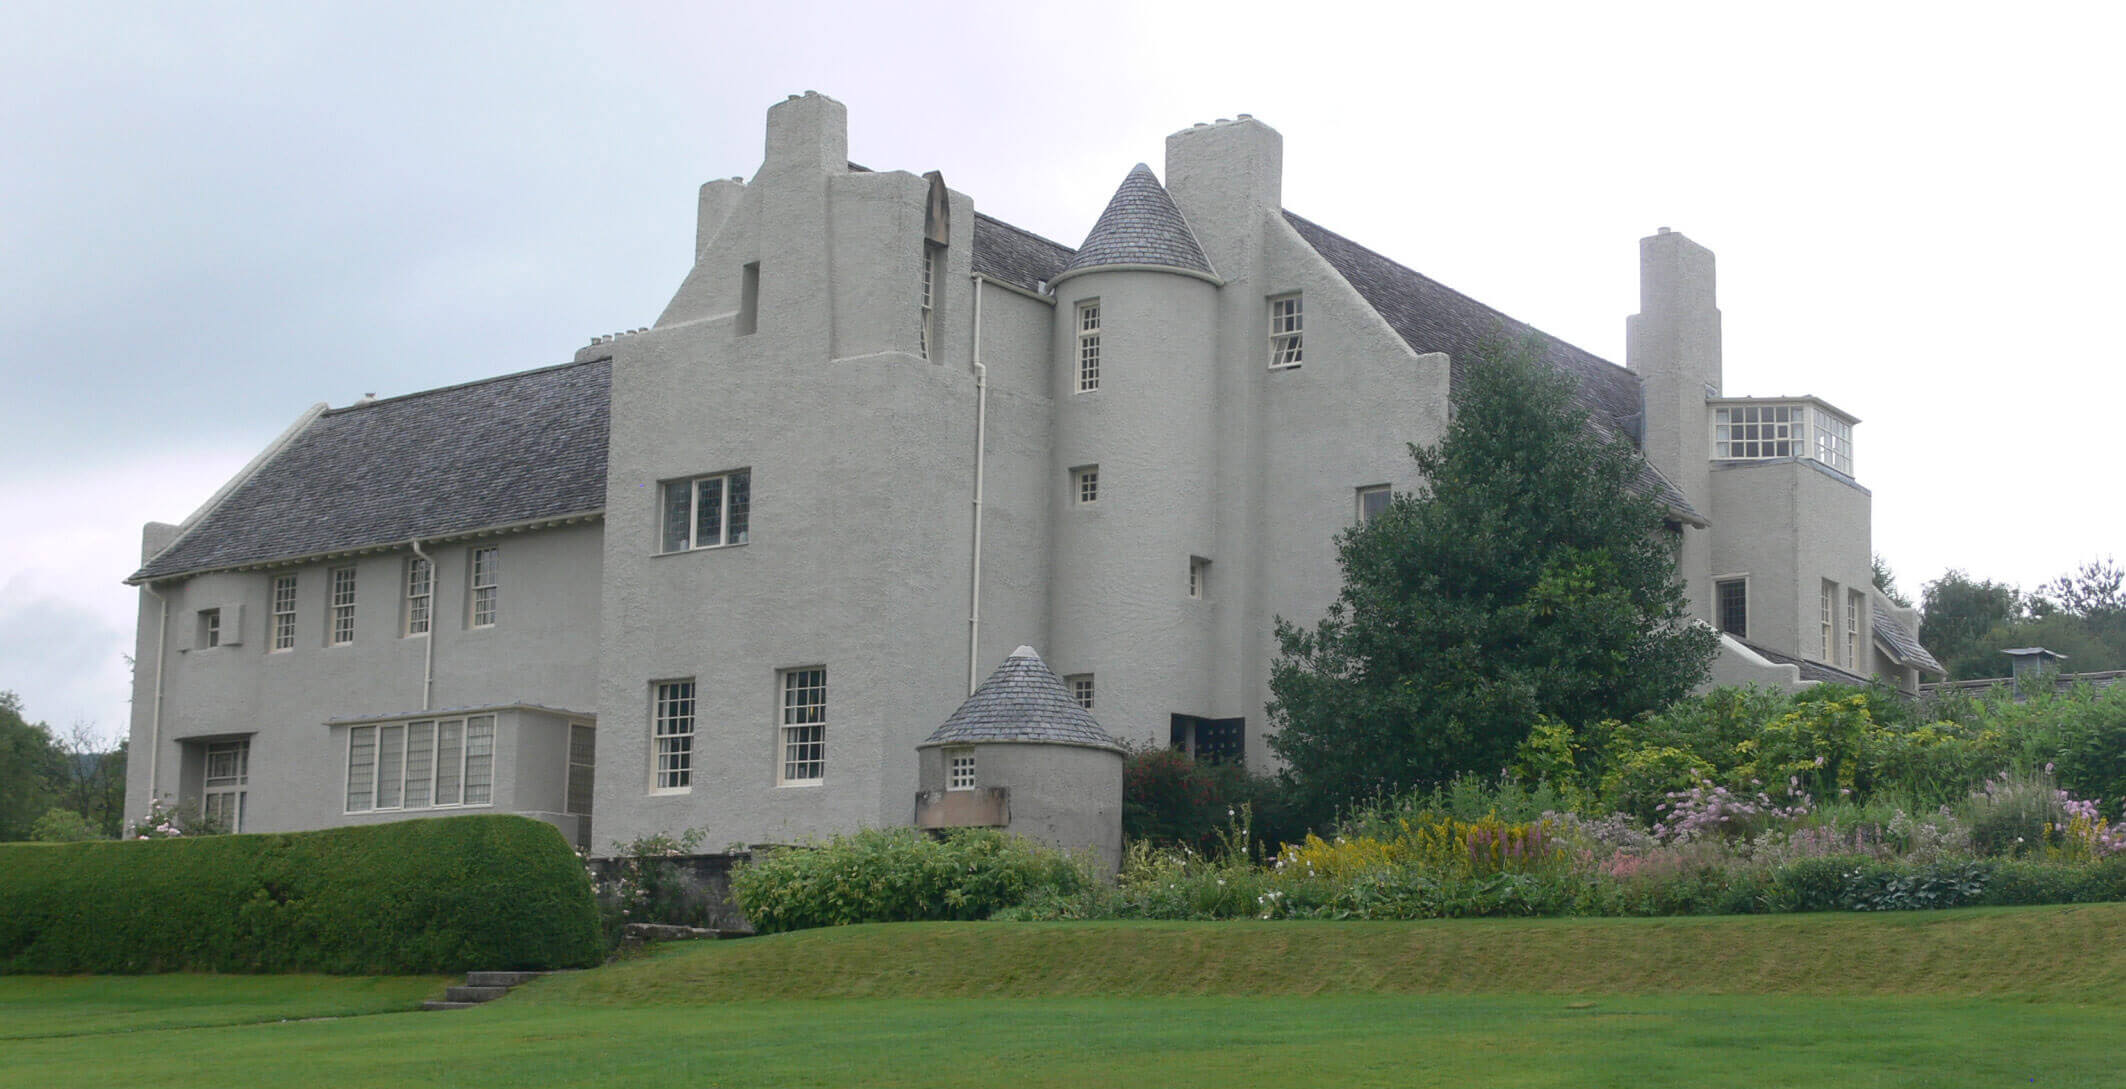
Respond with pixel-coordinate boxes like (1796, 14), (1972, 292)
(529, 904), (2126, 1005)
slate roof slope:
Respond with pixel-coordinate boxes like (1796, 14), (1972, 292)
(922, 646), (1126, 752)
(1283, 211), (1701, 523)
(1872, 599), (1946, 675)
(972, 213), (1076, 293)
(132, 359), (610, 582)
(1060, 165), (1214, 278)
(1741, 639), (1874, 687)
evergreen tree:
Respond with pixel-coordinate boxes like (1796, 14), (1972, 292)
(1267, 340), (1716, 821)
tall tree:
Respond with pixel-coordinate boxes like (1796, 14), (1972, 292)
(1872, 554), (1913, 608)
(1920, 571), (2029, 680)
(0, 692), (69, 841)
(1267, 340), (1717, 821)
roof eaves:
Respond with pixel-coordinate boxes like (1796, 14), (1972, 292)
(127, 509), (606, 585)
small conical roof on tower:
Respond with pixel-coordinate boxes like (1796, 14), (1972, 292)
(921, 646), (1125, 752)
(1058, 164), (1214, 279)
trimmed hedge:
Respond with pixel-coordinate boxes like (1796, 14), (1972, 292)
(0, 815), (603, 974)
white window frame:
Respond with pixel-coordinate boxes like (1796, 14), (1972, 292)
(778, 667), (827, 786)
(328, 566), (356, 646)
(344, 716), (494, 813)
(1815, 412), (1854, 475)
(1356, 485), (1391, 526)
(1066, 674), (1095, 712)
(1820, 581), (1836, 661)
(199, 608), (221, 649)
(1188, 557), (1208, 600)
(270, 573), (297, 652)
(405, 556), (433, 636)
(202, 739), (248, 832)
(947, 749), (976, 791)
(1072, 465), (1099, 505)
(1075, 300), (1101, 393)
(1268, 293), (1303, 369)
(919, 244), (937, 359)
(1847, 590), (1863, 668)
(661, 469), (752, 553)
(469, 547), (498, 628)
(651, 680), (696, 793)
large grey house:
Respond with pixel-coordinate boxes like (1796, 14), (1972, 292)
(122, 92), (1941, 851)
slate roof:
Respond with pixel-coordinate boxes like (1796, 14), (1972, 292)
(971, 212), (1076, 293)
(1283, 211), (1702, 525)
(132, 359), (610, 582)
(1059, 165), (1214, 279)
(1740, 639), (1874, 687)
(1872, 599), (1946, 676)
(921, 646), (1125, 752)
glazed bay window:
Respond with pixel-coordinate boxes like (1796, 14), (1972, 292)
(653, 680), (695, 791)
(1712, 399), (1856, 475)
(344, 715), (494, 812)
(270, 573), (297, 651)
(1076, 300), (1101, 392)
(329, 566), (356, 645)
(469, 547), (499, 628)
(1268, 293), (1303, 368)
(779, 667), (826, 785)
(662, 469), (751, 553)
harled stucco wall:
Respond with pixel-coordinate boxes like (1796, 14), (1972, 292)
(123, 521), (603, 835)
(1707, 458), (1874, 672)
(916, 741), (1124, 873)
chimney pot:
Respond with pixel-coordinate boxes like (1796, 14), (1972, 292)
(1658, 226), (1671, 234)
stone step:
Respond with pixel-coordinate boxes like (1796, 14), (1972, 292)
(465, 971), (544, 987)
(444, 985), (512, 1003)
(421, 1000), (485, 1011)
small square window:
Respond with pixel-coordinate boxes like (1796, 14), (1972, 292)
(947, 750), (976, 791)
(1268, 294), (1303, 369)
(1357, 485), (1391, 525)
(1066, 674), (1095, 711)
(1072, 466), (1099, 505)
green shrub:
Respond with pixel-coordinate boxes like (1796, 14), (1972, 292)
(1123, 746), (1305, 856)
(730, 828), (1088, 933)
(0, 815), (603, 974)
(29, 807), (102, 842)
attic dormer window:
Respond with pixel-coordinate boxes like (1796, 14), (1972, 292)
(1268, 294), (1303, 369)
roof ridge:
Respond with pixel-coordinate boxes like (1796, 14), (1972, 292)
(1281, 210), (1627, 378)
(322, 356), (610, 416)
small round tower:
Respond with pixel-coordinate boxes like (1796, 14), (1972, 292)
(914, 645), (1126, 872)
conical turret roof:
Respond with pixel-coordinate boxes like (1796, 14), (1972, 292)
(1058, 164), (1214, 278)
(921, 646), (1125, 752)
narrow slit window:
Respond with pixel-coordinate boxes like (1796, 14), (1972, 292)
(329, 567), (356, 645)
(737, 262), (760, 335)
(270, 574), (297, 652)
(1076, 300), (1101, 392)
(405, 556), (432, 636)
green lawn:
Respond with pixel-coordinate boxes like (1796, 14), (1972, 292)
(5, 907), (2124, 1088)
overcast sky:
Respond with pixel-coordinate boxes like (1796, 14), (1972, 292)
(4, 1), (2120, 745)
